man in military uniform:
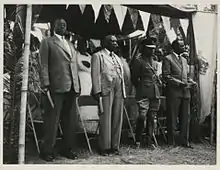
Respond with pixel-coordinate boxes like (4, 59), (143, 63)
(131, 38), (161, 148)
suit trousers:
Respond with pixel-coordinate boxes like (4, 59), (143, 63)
(99, 76), (124, 151)
(166, 96), (190, 145)
(41, 90), (77, 155)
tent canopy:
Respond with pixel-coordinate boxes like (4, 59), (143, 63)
(124, 5), (196, 18)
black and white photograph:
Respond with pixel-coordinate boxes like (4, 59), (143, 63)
(3, 4), (217, 165)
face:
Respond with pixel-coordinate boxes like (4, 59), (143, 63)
(143, 46), (155, 56)
(178, 40), (185, 53)
(54, 19), (67, 36)
(105, 35), (119, 52)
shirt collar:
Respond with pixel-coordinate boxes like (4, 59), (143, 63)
(54, 32), (64, 41)
(104, 48), (111, 55)
(173, 52), (179, 59)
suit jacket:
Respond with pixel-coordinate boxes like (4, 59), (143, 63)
(91, 49), (126, 98)
(39, 35), (80, 93)
(131, 55), (160, 100)
(162, 52), (190, 99)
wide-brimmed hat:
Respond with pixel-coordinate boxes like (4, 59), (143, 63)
(141, 37), (156, 48)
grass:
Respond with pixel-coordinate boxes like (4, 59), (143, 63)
(26, 137), (216, 165)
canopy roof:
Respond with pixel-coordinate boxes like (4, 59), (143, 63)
(124, 5), (196, 18)
(4, 4), (196, 39)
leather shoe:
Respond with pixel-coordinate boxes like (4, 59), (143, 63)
(39, 153), (54, 162)
(181, 144), (193, 149)
(109, 148), (120, 155)
(135, 142), (141, 149)
(60, 150), (78, 160)
(99, 149), (109, 156)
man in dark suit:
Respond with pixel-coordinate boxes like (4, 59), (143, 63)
(162, 39), (196, 148)
(91, 35), (126, 156)
(131, 38), (161, 148)
(39, 18), (81, 161)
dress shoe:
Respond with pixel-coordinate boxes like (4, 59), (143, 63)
(60, 150), (78, 160)
(99, 149), (109, 156)
(135, 141), (141, 149)
(39, 153), (54, 162)
(110, 148), (120, 155)
(181, 144), (194, 149)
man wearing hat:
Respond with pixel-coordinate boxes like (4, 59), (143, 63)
(131, 38), (161, 148)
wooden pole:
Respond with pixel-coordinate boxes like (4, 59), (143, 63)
(18, 5), (32, 164)
(129, 38), (132, 60)
(210, 70), (217, 145)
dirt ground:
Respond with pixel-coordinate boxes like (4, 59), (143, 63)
(26, 141), (216, 165)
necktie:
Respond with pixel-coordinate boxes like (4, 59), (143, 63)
(110, 52), (122, 79)
(62, 37), (71, 55)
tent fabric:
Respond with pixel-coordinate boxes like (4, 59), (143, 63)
(113, 5), (127, 30)
(124, 5), (196, 18)
(192, 12), (217, 123)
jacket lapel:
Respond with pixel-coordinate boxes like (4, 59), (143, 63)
(69, 41), (77, 60)
(171, 53), (182, 69)
(52, 36), (72, 59)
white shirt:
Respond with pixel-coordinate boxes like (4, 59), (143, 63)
(54, 32), (71, 55)
(173, 52), (180, 60)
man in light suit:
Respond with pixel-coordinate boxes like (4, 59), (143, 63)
(39, 18), (80, 161)
(91, 35), (126, 156)
(162, 39), (196, 148)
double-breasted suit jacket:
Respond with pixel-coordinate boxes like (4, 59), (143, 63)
(39, 35), (80, 93)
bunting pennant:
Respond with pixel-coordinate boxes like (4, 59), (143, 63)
(162, 16), (177, 43)
(92, 3), (102, 22)
(66, 4), (69, 10)
(103, 5), (113, 23)
(139, 11), (150, 31)
(79, 4), (86, 14)
(4, 8), (6, 19)
(113, 5), (127, 30)
(180, 18), (189, 36)
(128, 7), (139, 29)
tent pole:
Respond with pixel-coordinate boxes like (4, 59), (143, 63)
(210, 70), (216, 145)
(129, 38), (132, 60)
(18, 4), (32, 164)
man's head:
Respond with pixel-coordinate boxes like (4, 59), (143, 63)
(171, 39), (185, 55)
(141, 38), (156, 57)
(102, 35), (119, 52)
(54, 18), (67, 36)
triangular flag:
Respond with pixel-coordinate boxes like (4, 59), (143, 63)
(66, 4), (69, 10)
(103, 5), (113, 23)
(139, 11), (150, 31)
(113, 5), (127, 30)
(180, 19), (189, 36)
(128, 8), (139, 29)
(162, 16), (177, 43)
(79, 5), (86, 14)
(92, 3), (102, 22)
(4, 8), (6, 19)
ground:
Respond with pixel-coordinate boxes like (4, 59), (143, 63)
(26, 140), (216, 165)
